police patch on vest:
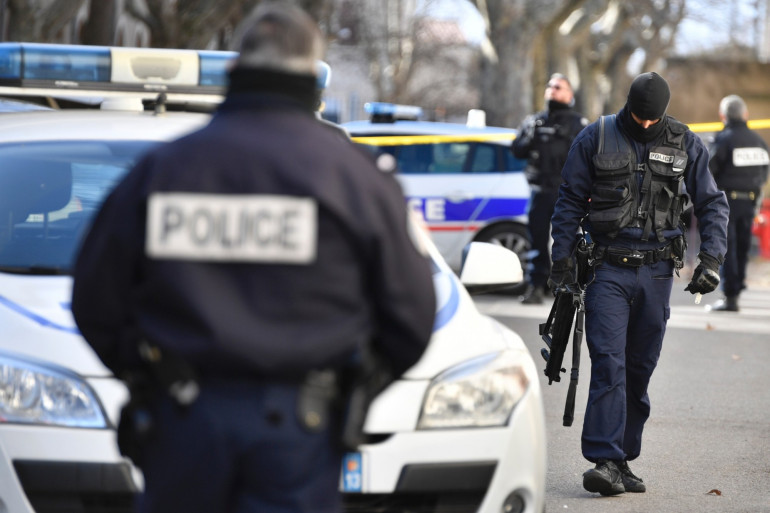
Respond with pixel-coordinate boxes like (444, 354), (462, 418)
(673, 156), (687, 170)
(732, 147), (770, 167)
(146, 193), (317, 263)
(649, 152), (674, 164)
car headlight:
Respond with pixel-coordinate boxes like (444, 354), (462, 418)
(417, 350), (531, 429)
(0, 354), (108, 428)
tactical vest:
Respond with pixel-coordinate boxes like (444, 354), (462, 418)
(588, 115), (689, 242)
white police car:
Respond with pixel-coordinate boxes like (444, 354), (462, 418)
(0, 44), (545, 513)
(344, 103), (532, 294)
(342, 226), (546, 513)
(0, 42), (225, 513)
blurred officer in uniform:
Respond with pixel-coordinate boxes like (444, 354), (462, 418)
(512, 73), (588, 304)
(707, 94), (769, 312)
(71, 3), (436, 513)
(549, 72), (728, 496)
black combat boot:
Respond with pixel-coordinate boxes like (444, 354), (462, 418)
(711, 295), (739, 312)
(583, 459), (625, 496)
(617, 460), (646, 493)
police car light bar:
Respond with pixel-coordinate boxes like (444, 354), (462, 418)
(0, 43), (237, 95)
(0, 43), (332, 98)
(365, 102), (423, 123)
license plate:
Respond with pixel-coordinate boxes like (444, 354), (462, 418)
(341, 452), (362, 492)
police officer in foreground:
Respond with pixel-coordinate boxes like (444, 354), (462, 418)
(71, 3), (436, 513)
(512, 73), (588, 304)
(549, 72), (728, 496)
(707, 94), (769, 312)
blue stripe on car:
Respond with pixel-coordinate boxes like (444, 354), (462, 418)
(411, 197), (528, 222)
(433, 271), (460, 331)
(0, 295), (80, 335)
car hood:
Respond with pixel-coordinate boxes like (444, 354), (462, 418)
(0, 273), (111, 377)
(0, 265), (522, 382)
(401, 268), (523, 380)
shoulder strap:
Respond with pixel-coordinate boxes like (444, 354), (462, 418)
(597, 115), (606, 154)
(598, 114), (630, 155)
(664, 117), (688, 148)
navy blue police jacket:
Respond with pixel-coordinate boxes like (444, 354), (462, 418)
(709, 120), (770, 195)
(72, 91), (436, 381)
(512, 103), (587, 191)
(551, 107), (729, 262)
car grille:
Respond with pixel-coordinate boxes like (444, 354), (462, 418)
(343, 491), (485, 513)
(343, 461), (495, 513)
(13, 460), (137, 513)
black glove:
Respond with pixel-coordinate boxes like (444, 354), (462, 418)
(685, 252), (722, 295)
(547, 257), (574, 294)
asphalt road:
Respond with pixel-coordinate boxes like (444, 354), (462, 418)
(475, 265), (770, 513)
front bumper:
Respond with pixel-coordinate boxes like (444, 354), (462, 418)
(0, 424), (139, 513)
(343, 381), (546, 513)
(0, 377), (139, 513)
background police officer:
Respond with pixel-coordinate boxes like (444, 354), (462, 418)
(549, 72), (729, 496)
(707, 94), (769, 312)
(71, 3), (436, 513)
(512, 73), (587, 304)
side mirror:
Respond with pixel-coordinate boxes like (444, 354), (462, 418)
(459, 242), (523, 295)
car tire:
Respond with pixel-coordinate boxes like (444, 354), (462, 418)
(473, 222), (530, 296)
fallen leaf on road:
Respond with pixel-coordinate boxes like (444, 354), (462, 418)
(706, 323), (715, 330)
(706, 489), (722, 496)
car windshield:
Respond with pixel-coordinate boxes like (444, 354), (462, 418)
(0, 140), (157, 275)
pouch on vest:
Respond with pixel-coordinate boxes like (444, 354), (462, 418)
(588, 115), (635, 236)
(644, 146), (687, 241)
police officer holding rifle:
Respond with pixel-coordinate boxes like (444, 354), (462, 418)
(548, 72), (728, 496)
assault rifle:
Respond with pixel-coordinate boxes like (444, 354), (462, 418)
(539, 235), (592, 427)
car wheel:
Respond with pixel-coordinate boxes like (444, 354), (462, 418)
(474, 222), (530, 295)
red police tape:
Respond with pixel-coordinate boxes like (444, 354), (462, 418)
(753, 198), (770, 260)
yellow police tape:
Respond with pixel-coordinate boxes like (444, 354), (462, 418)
(688, 119), (770, 133)
(350, 133), (517, 146)
(350, 119), (770, 146)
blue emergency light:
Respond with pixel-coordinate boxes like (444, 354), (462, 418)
(316, 60), (331, 90)
(198, 50), (239, 87)
(365, 102), (423, 122)
(0, 43), (331, 93)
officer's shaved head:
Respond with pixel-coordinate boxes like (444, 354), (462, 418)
(719, 95), (748, 122)
(232, 1), (324, 75)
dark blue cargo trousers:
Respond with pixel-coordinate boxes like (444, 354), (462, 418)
(581, 258), (674, 463)
(135, 380), (343, 513)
